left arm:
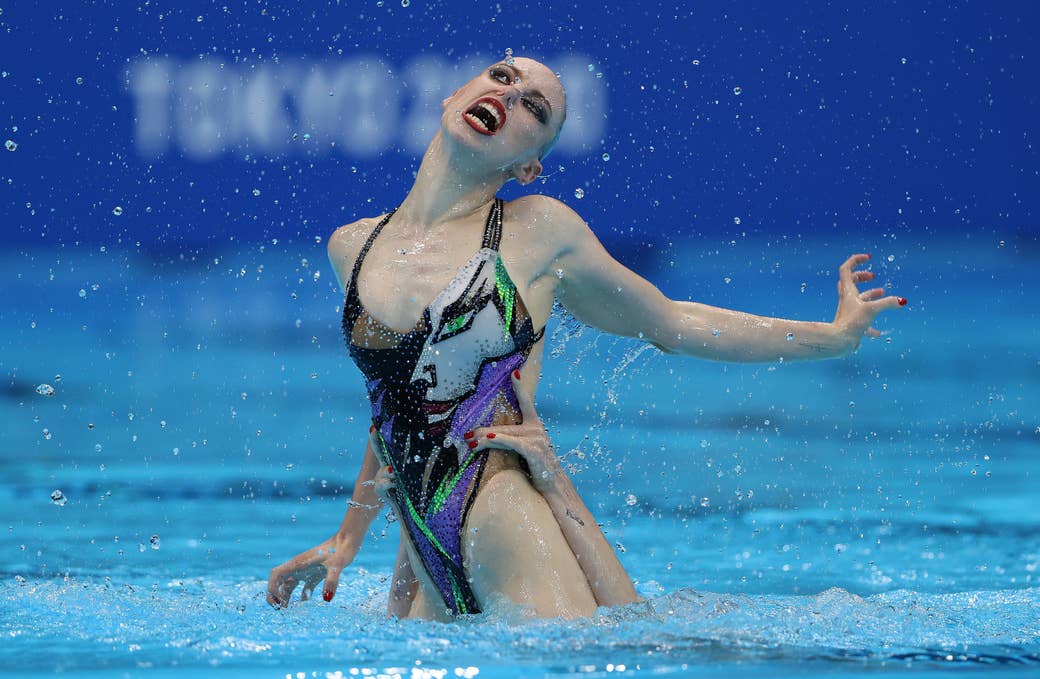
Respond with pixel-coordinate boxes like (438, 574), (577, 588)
(538, 198), (904, 362)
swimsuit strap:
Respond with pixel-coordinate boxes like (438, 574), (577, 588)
(480, 198), (504, 251)
(349, 207), (399, 290)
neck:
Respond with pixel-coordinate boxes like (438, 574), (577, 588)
(395, 132), (508, 229)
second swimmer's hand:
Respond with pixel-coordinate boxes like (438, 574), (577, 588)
(266, 535), (354, 608)
(466, 370), (561, 492)
(831, 253), (907, 352)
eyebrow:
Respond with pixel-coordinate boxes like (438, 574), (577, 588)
(496, 63), (554, 120)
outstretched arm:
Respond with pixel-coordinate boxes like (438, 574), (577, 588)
(266, 438), (384, 607)
(469, 371), (640, 607)
(538, 199), (905, 361)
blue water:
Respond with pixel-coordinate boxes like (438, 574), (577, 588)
(2, 233), (1038, 676)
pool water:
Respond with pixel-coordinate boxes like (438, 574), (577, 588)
(2, 233), (1037, 677)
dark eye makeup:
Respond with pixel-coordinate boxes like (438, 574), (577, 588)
(487, 66), (550, 124)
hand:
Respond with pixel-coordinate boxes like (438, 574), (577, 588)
(465, 370), (561, 491)
(266, 535), (353, 608)
(832, 253), (906, 350)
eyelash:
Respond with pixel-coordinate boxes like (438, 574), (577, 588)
(488, 67), (548, 124)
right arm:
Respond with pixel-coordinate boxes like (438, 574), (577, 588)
(266, 438), (384, 606)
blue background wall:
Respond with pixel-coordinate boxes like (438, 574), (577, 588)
(3, 1), (1037, 255)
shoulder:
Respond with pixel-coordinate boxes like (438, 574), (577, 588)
(503, 195), (595, 251)
(327, 214), (386, 288)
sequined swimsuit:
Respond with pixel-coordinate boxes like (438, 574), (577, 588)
(342, 199), (544, 615)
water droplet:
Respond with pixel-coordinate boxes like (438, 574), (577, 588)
(112, 206), (123, 216)
(886, 254), (895, 262)
(625, 493), (638, 506)
(555, 268), (564, 279)
(711, 327), (721, 337)
(900, 57), (907, 65)
(196, 15), (203, 22)
(574, 188), (585, 199)
(504, 47), (514, 65)
(691, 59), (700, 66)
(786, 332), (795, 341)
(800, 282), (807, 293)
(94, 444), (103, 453)
(42, 428), (52, 440)
(700, 496), (710, 508)
(78, 289), (87, 299)
(51, 489), (67, 506)
(4, 140), (16, 152)
(35, 383), (55, 397)
(150, 534), (161, 549)
(252, 188), (261, 197)
(601, 153), (610, 161)
(733, 216), (741, 225)
(401, 0), (409, 6)
(75, 76), (84, 85)
(733, 86), (742, 95)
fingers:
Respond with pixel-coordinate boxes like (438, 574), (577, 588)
(838, 253), (871, 296)
(373, 464), (396, 500)
(867, 295), (908, 310)
(858, 287), (886, 302)
(470, 430), (528, 455)
(278, 576), (300, 607)
(510, 369), (540, 424)
(266, 570), (286, 608)
(267, 560), (301, 608)
(323, 564), (342, 603)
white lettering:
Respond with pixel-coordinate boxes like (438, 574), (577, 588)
(128, 54), (607, 160)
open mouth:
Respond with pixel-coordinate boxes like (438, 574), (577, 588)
(463, 97), (506, 136)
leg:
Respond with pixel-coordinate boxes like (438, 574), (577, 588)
(462, 469), (598, 619)
(387, 529), (418, 618)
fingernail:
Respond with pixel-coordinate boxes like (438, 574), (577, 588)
(469, 441), (478, 449)
(487, 432), (496, 439)
(898, 297), (907, 306)
(369, 425), (375, 433)
(387, 464), (394, 474)
(513, 369), (521, 379)
(323, 590), (333, 602)
(464, 431), (474, 439)
(272, 595), (282, 605)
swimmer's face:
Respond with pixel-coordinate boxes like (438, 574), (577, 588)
(441, 57), (566, 184)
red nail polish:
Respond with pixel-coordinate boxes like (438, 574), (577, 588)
(487, 432), (496, 439)
(898, 297), (907, 306)
(272, 595), (282, 605)
(469, 441), (477, 449)
(387, 464), (393, 474)
(323, 590), (333, 602)
(464, 431), (474, 440)
(513, 369), (521, 379)
(369, 425), (375, 433)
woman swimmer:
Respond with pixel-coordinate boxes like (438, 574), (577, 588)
(266, 56), (906, 620)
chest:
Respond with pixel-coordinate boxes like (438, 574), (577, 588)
(356, 231), (488, 332)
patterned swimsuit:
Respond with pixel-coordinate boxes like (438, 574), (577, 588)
(342, 199), (544, 615)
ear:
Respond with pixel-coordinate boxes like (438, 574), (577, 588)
(512, 158), (543, 186)
(441, 88), (461, 109)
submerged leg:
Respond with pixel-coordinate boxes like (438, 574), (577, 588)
(388, 529), (419, 618)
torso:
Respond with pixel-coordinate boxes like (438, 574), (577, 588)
(337, 198), (550, 615)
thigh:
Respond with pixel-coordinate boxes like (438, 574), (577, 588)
(462, 469), (597, 619)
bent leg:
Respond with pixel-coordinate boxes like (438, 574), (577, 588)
(463, 469), (597, 619)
